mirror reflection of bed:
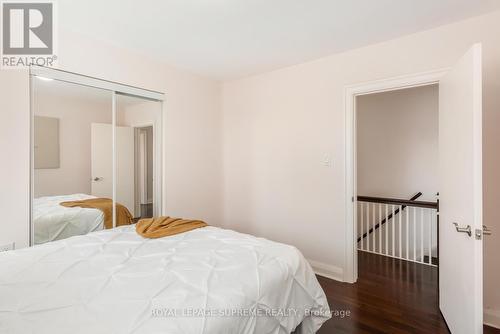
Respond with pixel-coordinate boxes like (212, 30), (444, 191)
(32, 77), (160, 245)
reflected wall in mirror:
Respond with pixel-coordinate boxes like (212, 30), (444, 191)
(32, 77), (113, 245)
(34, 116), (60, 169)
(116, 94), (161, 221)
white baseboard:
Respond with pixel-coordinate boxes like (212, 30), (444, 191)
(484, 308), (500, 329)
(307, 259), (344, 282)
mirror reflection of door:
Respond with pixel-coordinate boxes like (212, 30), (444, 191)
(116, 94), (161, 221)
(136, 126), (154, 218)
(33, 77), (112, 245)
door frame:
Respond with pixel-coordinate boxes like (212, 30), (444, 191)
(132, 124), (157, 217)
(343, 68), (448, 283)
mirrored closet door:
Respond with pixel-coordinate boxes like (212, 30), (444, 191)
(32, 78), (113, 245)
(116, 94), (162, 221)
(30, 66), (163, 246)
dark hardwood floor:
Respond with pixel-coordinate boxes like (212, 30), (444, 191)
(316, 251), (500, 334)
(487, 326), (500, 334)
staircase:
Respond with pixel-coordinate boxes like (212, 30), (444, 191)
(357, 192), (439, 266)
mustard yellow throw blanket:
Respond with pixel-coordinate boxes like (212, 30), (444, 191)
(60, 198), (133, 229)
(136, 216), (208, 239)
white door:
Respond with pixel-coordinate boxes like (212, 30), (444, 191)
(91, 123), (135, 217)
(91, 123), (112, 198)
(439, 43), (483, 334)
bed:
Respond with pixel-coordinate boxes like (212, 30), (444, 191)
(0, 225), (331, 333)
(33, 194), (104, 245)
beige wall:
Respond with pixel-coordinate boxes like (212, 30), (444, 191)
(0, 70), (30, 250)
(221, 10), (500, 321)
(33, 88), (112, 197)
(0, 30), (222, 249)
(357, 85), (439, 201)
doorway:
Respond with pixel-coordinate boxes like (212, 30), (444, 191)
(355, 84), (439, 267)
(344, 44), (488, 334)
(344, 69), (446, 284)
(135, 126), (154, 219)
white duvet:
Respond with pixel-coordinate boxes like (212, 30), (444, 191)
(33, 194), (104, 245)
(0, 225), (330, 334)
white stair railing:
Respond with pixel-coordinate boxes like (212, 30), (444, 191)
(357, 196), (438, 266)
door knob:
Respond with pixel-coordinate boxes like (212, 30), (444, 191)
(453, 222), (471, 237)
(93, 177), (103, 181)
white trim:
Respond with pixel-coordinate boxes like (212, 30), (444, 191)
(484, 309), (500, 329)
(29, 71), (35, 246)
(158, 101), (164, 217)
(112, 92), (116, 228)
(133, 128), (141, 215)
(139, 130), (147, 204)
(344, 84), (357, 283)
(343, 68), (448, 283)
(30, 65), (164, 101)
(308, 259), (344, 282)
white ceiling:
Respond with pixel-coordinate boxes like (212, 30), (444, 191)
(59, 0), (500, 80)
